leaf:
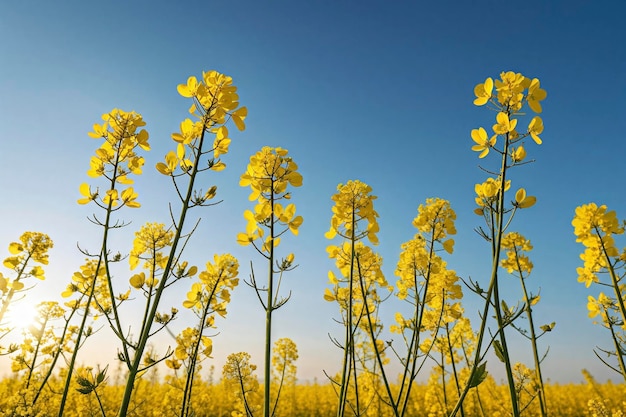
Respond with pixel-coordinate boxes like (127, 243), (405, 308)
(76, 387), (93, 395)
(76, 375), (92, 387)
(468, 362), (488, 388)
(96, 366), (108, 384)
(493, 340), (505, 363)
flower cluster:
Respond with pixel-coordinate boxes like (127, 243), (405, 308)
(271, 337), (299, 384)
(2, 232), (53, 288)
(157, 71), (247, 178)
(129, 222), (175, 272)
(237, 147), (303, 253)
(471, 71), (546, 163)
(500, 232), (534, 275)
(79, 109), (148, 208)
(166, 326), (214, 370)
(325, 180), (379, 244)
(324, 242), (388, 323)
(393, 198), (462, 333)
(60, 259), (111, 317)
(182, 254), (239, 318)
(572, 203), (625, 288)
(412, 197), (457, 252)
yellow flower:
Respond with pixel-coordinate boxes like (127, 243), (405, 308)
(471, 127), (497, 158)
(514, 188), (536, 209)
(495, 71), (526, 111)
(474, 177), (511, 207)
(129, 223), (174, 270)
(493, 112), (518, 135)
(176, 76), (199, 98)
(231, 106), (248, 131)
(325, 180), (379, 244)
(77, 183), (98, 205)
(102, 189), (118, 207)
(473, 77), (493, 106)
(156, 151), (178, 176)
(238, 147), (303, 252)
(121, 187), (140, 208)
(510, 145), (526, 163)
(528, 116), (544, 145)
(526, 78), (547, 113)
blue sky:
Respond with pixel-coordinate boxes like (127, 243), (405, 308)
(1, 0), (625, 384)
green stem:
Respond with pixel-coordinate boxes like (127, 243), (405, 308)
(451, 127), (519, 417)
(400, 232), (437, 415)
(517, 262), (548, 416)
(116, 127), (207, 417)
(25, 316), (48, 389)
(263, 181), (276, 417)
(492, 273), (519, 415)
(445, 322), (465, 417)
(271, 354), (287, 417)
(32, 306), (79, 406)
(355, 256), (400, 417)
(606, 311), (626, 382)
(60, 122), (129, 417)
(336, 210), (356, 417)
(598, 226), (626, 332)
(94, 386), (107, 417)
(441, 349), (448, 412)
(57, 259), (100, 417)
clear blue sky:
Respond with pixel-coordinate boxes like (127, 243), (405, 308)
(1, 0), (625, 384)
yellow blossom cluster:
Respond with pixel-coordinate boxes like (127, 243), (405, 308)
(165, 327), (214, 370)
(393, 199), (462, 333)
(10, 301), (66, 374)
(128, 222), (175, 272)
(0, 372), (621, 416)
(237, 147), (303, 253)
(79, 109), (148, 208)
(324, 180), (387, 326)
(60, 259), (113, 318)
(271, 337), (298, 384)
(182, 253), (239, 317)
(586, 293), (616, 326)
(572, 203), (625, 288)
(473, 177), (536, 216)
(157, 70), (247, 177)
(325, 180), (379, 244)
(500, 232), (534, 275)
(222, 351), (260, 413)
(471, 71), (546, 163)
(324, 242), (389, 324)
(1, 232), (53, 295)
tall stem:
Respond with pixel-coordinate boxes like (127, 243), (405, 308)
(336, 209), (356, 417)
(518, 267), (548, 416)
(116, 129), (207, 417)
(451, 128), (519, 416)
(263, 183), (275, 417)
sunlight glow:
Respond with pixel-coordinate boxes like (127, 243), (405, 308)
(3, 300), (39, 333)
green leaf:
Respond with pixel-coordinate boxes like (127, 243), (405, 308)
(493, 340), (505, 363)
(468, 362), (488, 388)
(96, 365), (108, 384)
(76, 376), (92, 388)
(540, 321), (556, 332)
(76, 386), (93, 395)
(501, 300), (510, 316)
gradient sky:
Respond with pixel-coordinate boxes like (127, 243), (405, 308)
(1, 0), (625, 384)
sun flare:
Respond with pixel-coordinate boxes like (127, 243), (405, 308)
(2, 300), (40, 333)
